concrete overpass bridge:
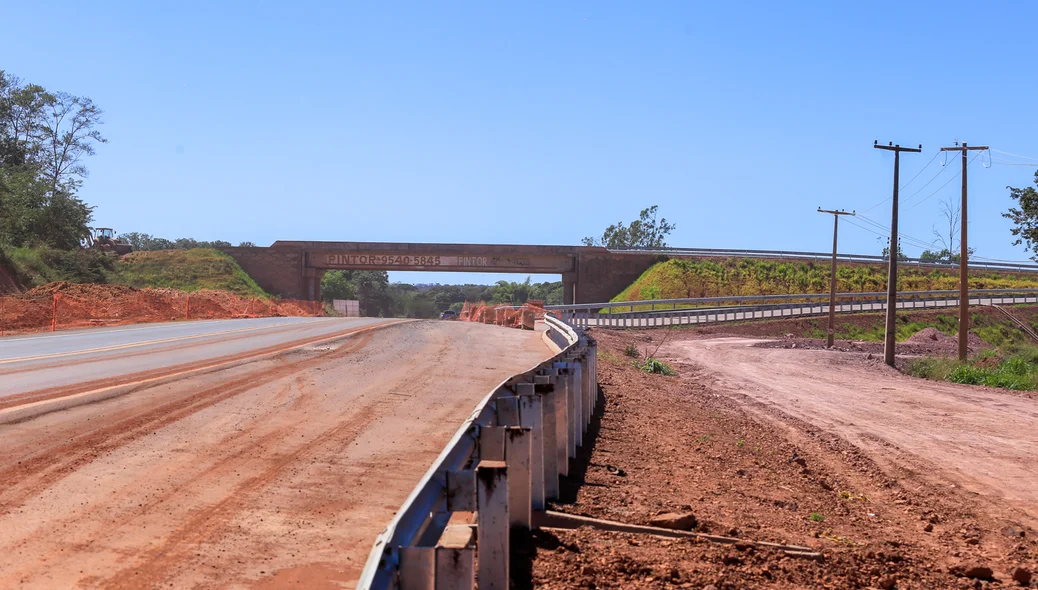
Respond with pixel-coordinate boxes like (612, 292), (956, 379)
(220, 241), (659, 304)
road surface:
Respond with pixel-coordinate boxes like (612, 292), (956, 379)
(0, 318), (552, 588)
(661, 337), (1038, 526)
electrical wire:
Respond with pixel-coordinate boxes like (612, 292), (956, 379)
(991, 159), (1038, 167)
(859, 151), (942, 214)
(991, 148), (1038, 162)
(850, 214), (943, 251)
(908, 151), (983, 209)
(900, 155), (959, 206)
(855, 213), (944, 250)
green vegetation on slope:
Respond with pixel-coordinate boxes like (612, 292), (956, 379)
(110, 249), (267, 297)
(4, 245), (116, 287)
(909, 346), (1038, 391)
(612, 258), (1038, 304)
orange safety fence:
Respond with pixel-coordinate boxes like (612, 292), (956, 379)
(0, 282), (324, 336)
(458, 300), (548, 330)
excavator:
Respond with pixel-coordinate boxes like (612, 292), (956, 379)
(84, 228), (133, 255)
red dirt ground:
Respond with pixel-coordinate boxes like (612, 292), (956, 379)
(0, 282), (320, 334)
(529, 329), (1037, 589)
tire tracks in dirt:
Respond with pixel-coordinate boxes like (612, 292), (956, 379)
(97, 327), (456, 589)
(0, 327), (384, 514)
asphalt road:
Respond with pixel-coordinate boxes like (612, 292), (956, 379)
(0, 319), (552, 588)
(1, 317), (390, 400)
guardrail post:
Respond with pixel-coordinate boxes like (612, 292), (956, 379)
(476, 461), (508, 590)
(495, 396), (520, 427)
(399, 547), (435, 590)
(480, 425), (506, 462)
(435, 546), (474, 590)
(535, 372), (559, 499)
(552, 364), (571, 471)
(505, 427), (532, 530)
(516, 384), (544, 510)
(564, 359), (582, 450)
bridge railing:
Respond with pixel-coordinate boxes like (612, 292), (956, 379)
(547, 288), (1038, 329)
(606, 246), (1038, 273)
(356, 315), (597, 590)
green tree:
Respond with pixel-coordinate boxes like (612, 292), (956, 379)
(0, 71), (103, 250)
(1003, 171), (1038, 261)
(582, 205), (675, 248)
(320, 270), (356, 301)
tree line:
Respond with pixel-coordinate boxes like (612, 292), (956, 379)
(320, 270), (563, 318)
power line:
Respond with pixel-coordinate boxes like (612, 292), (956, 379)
(908, 151), (983, 209)
(900, 155), (959, 205)
(859, 150), (942, 214)
(991, 159), (1038, 167)
(991, 148), (1038, 162)
(854, 213), (943, 251)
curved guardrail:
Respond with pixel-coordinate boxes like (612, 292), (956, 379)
(605, 246), (1038, 273)
(356, 316), (596, 590)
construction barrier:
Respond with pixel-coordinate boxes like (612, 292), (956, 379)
(0, 283), (323, 336)
(458, 300), (546, 330)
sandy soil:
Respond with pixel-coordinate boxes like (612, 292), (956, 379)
(0, 321), (550, 589)
(529, 330), (1038, 589)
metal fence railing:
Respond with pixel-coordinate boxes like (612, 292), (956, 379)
(606, 246), (1038, 273)
(356, 316), (597, 590)
(547, 289), (1038, 329)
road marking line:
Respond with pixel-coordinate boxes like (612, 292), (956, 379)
(0, 321), (344, 365)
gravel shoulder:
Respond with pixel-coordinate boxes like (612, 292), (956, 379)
(530, 330), (1038, 589)
(0, 321), (551, 589)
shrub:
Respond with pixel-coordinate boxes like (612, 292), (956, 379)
(623, 343), (640, 358)
(639, 357), (677, 376)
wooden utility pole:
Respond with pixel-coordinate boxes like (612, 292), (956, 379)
(939, 142), (988, 361)
(817, 208), (856, 348)
(874, 141), (921, 367)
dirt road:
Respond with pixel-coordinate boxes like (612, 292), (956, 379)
(0, 321), (550, 589)
(663, 338), (1038, 525)
(531, 330), (1037, 589)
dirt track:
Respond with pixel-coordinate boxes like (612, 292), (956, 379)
(531, 331), (1038, 589)
(665, 338), (1038, 525)
(0, 321), (550, 589)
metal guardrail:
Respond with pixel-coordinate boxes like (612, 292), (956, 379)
(547, 288), (1038, 313)
(606, 246), (1038, 273)
(556, 292), (1038, 329)
(356, 316), (597, 590)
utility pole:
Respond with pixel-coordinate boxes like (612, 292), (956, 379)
(874, 141), (921, 367)
(817, 208), (856, 348)
(939, 142), (988, 361)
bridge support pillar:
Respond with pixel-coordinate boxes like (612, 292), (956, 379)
(562, 273), (577, 305)
(303, 268), (324, 301)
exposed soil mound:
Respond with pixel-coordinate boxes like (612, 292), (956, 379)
(2, 282), (321, 335)
(904, 326), (950, 344)
(26, 281), (139, 298)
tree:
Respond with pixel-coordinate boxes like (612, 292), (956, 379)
(582, 205), (675, 248)
(39, 92), (107, 193)
(320, 270), (356, 301)
(1003, 171), (1038, 261)
(933, 198), (960, 256)
(0, 71), (103, 249)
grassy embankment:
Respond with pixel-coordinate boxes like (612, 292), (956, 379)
(609, 258), (1038, 311)
(1, 247), (266, 298)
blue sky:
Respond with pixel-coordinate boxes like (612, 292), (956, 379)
(4, 1), (1037, 285)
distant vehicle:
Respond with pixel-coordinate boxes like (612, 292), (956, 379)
(440, 310), (458, 320)
(85, 227), (133, 255)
